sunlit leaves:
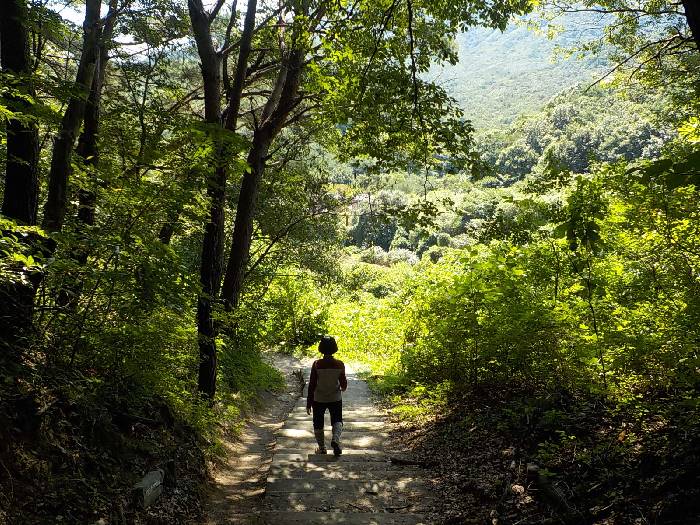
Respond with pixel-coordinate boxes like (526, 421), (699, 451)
(679, 117), (700, 144)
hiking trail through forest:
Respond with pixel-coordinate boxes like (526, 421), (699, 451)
(204, 355), (433, 524)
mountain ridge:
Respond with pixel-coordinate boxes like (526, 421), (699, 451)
(433, 19), (605, 129)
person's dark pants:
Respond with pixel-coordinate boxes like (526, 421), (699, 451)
(312, 400), (343, 430)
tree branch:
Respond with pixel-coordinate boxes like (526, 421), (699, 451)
(222, 0), (238, 93)
(358, 0), (399, 104)
(584, 35), (682, 91)
(209, 0), (227, 22)
(219, 7), (283, 56)
(406, 0), (421, 122)
(244, 207), (338, 278)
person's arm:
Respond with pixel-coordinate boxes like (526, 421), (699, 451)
(339, 363), (348, 392)
(306, 362), (318, 414)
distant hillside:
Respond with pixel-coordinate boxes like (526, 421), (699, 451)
(432, 19), (606, 130)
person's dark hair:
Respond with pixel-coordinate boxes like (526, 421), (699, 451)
(318, 335), (338, 356)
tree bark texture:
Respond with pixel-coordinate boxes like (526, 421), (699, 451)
(1, 0), (39, 225)
(682, 0), (700, 51)
(188, 0), (224, 399)
(42, 0), (102, 233)
(75, 2), (117, 231)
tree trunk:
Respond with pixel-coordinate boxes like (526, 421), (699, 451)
(75, 67), (102, 230)
(683, 0), (700, 51)
(55, 3), (118, 308)
(42, 0), (102, 233)
(221, 136), (269, 308)
(158, 214), (178, 244)
(0, 0), (41, 357)
(75, 4), (116, 233)
(196, 160), (226, 398)
(1, 0), (40, 225)
(188, 0), (259, 398)
(220, 48), (305, 307)
(223, 0), (257, 132)
(0, 270), (41, 356)
(188, 0), (224, 399)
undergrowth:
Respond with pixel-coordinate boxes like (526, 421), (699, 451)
(371, 376), (700, 525)
(0, 338), (285, 525)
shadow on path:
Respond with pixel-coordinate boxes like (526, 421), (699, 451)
(204, 360), (433, 525)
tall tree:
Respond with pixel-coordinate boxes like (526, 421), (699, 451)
(188, 0), (260, 398)
(221, 44), (306, 308)
(54, 1), (121, 308)
(188, 0), (532, 397)
(43, 0), (102, 233)
(0, 0), (41, 356)
(218, 0), (529, 308)
(1, 0), (39, 225)
(75, 0), (119, 232)
(188, 0), (225, 398)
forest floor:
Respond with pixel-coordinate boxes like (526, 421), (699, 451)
(380, 382), (700, 525)
(5, 354), (696, 524)
(0, 353), (297, 525)
(0, 367), (208, 524)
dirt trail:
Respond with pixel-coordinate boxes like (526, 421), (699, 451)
(203, 354), (303, 524)
(203, 359), (433, 525)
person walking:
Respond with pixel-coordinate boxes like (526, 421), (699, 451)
(306, 335), (347, 456)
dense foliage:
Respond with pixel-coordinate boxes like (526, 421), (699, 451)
(431, 13), (605, 128)
(331, 151), (700, 394)
(316, 74), (700, 524)
(1, 0), (700, 523)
